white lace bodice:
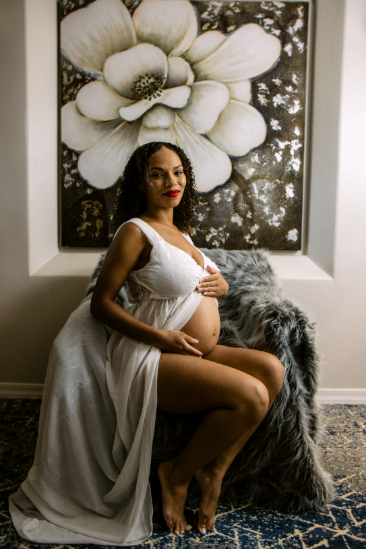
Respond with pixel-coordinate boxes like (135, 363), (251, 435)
(114, 218), (220, 305)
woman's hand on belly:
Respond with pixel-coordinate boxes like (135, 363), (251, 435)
(196, 265), (229, 301)
(156, 330), (204, 357)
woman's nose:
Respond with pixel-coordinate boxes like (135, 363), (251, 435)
(164, 173), (176, 187)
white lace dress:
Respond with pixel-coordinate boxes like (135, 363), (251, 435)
(9, 218), (220, 546)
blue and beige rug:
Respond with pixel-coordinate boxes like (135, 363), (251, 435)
(1, 401), (365, 548)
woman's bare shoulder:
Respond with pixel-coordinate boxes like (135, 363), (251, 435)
(113, 220), (148, 249)
(94, 221), (149, 294)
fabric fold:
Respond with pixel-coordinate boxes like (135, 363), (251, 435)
(9, 219), (220, 547)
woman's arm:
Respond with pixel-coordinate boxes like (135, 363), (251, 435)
(90, 223), (202, 356)
(90, 222), (160, 345)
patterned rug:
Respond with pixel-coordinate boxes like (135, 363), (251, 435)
(1, 401), (365, 548)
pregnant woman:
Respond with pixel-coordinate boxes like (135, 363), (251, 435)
(90, 141), (285, 541)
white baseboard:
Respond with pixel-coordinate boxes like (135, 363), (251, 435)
(0, 383), (44, 398)
(0, 384), (366, 403)
(317, 388), (366, 404)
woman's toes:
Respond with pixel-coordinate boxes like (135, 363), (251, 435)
(197, 511), (216, 533)
(198, 519), (214, 533)
(181, 518), (192, 533)
(172, 519), (185, 535)
(207, 518), (215, 531)
(166, 515), (191, 535)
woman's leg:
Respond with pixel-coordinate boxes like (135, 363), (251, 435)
(193, 346), (285, 532)
(156, 353), (270, 535)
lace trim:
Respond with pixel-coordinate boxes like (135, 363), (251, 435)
(127, 277), (151, 306)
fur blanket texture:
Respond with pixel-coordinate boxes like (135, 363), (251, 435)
(87, 249), (334, 514)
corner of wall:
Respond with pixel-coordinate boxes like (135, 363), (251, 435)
(305, 0), (346, 277)
(25, 0), (59, 275)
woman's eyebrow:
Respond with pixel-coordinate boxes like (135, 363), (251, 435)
(149, 164), (183, 171)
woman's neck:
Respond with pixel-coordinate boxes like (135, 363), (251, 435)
(140, 208), (174, 227)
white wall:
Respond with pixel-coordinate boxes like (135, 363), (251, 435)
(0, 0), (365, 391)
(281, 0), (366, 388)
(0, 0), (89, 383)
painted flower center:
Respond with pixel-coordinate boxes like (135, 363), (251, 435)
(131, 73), (164, 101)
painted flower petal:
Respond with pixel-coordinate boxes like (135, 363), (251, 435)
(76, 81), (133, 121)
(119, 86), (191, 122)
(184, 31), (226, 65)
(61, 101), (120, 151)
(207, 100), (266, 157)
(104, 44), (167, 98)
(138, 126), (176, 147)
(78, 121), (141, 189)
(193, 24), (281, 81)
(179, 81), (229, 134)
(142, 105), (176, 129)
(224, 80), (251, 103)
(61, 0), (136, 73)
(133, 0), (197, 57)
(174, 116), (232, 193)
(165, 57), (194, 89)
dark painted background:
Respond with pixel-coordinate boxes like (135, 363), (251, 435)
(59, 0), (308, 249)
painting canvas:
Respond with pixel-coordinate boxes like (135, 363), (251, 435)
(59, 0), (309, 249)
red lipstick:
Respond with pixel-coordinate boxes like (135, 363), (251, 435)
(164, 190), (180, 197)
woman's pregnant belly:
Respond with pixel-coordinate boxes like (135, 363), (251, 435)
(180, 296), (220, 357)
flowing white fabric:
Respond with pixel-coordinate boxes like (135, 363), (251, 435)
(9, 218), (219, 546)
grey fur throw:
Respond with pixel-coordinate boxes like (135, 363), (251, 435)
(88, 249), (334, 514)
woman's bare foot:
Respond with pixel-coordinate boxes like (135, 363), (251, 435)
(158, 460), (193, 535)
(194, 464), (223, 534)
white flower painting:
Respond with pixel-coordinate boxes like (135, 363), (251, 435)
(61, 0), (281, 192)
(60, 1), (308, 251)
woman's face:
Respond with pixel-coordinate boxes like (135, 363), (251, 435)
(145, 147), (186, 209)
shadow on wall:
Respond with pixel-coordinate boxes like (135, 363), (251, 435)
(1, 276), (88, 383)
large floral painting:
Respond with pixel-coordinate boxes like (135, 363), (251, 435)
(60, 0), (309, 249)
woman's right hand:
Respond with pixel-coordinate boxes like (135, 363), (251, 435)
(156, 330), (203, 357)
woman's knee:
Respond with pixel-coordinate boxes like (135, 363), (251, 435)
(260, 353), (285, 396)
(233, 377), (269, 426)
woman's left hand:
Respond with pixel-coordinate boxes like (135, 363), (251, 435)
(196, 265), (229, 300)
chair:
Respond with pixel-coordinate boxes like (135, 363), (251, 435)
(88, 248), (334, 513)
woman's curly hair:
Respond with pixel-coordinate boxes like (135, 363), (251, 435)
(114, 142), (199, 233)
